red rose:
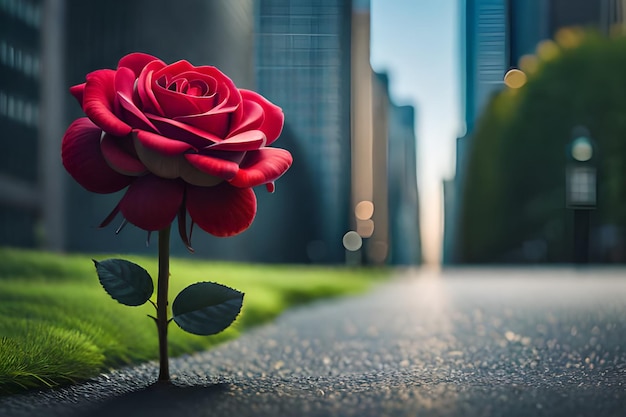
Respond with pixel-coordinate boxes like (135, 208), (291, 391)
(62, 52), (292, 244)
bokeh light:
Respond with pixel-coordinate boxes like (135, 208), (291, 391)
(536, 39), (560, 61)
(503, 69), (527, 89)
(356, 219), (374, 238)
(342, 231), (363, 252)
(355, 200), (374, 220)
(518, 54), (539, 75)
(555, 27), (582, 49)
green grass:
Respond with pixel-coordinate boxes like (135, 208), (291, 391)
(0, 248), (387, 394)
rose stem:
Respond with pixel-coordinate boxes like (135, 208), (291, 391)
(157, 225), (171, 382)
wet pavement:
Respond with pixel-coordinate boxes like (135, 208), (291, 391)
(1, 267), (625, 417)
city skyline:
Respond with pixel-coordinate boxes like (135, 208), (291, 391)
(0, 0), (422, 265)
(371, 0), (460, 264)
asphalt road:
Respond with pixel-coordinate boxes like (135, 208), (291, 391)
(1, 267), (625, 417)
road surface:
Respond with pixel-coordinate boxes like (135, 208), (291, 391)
(1, 267), (625, 416)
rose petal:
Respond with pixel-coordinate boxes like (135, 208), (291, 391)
(186, 182), (256, 237)
(83, 69), (132, 136)
(153, 60), (196, 82)
(210, 70), (241, 110)
(148, 113), (222, 149)
(70, 83), (85, 105)
(229, 148), (293, 188)
(115, 67), (159, 132)
(61, 118), (132, 193)
(208, 130), (266, 151)
(119, 175), (184, 231)
(179, 161), (224, 187)
(157, 63), (240, 110)
(118, 91), (161, 132)
(153, 82), (205, 117)
(240, 89), (284, 144)
(151, 63), (241, 136)
(101, 134), (147, 176)
(117, 52), (162, 77)
(185, 151), (243, 180)
(134, 130), (195, 155)
(137, 61), (166, 116)
(227, 99), (264, 138)
(133, 135), (187, 179)
(152, 61), (204, 116)
(132, 133), (222, 186)
(171, 71), (218, 100)
(175, 111), (231, 138)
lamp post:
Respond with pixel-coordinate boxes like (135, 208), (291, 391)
(566, 127), (597, 264)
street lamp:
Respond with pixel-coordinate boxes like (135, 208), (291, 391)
(566, 126), (597, 264)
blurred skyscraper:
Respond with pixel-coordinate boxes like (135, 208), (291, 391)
(350, 0), (375, 263)
(444, 0), (626, 264)
(0, 0), (43, 248)
(509, 0), (626, 66)
(1, 0), (422, 264)
(369, 71), (390, 265)
(255, 0), (421, 264)
(444, 0), (508, 264)
(460, 0), (508, 137)
(255, 0), (353, 263)
(387, 102), (421, 265)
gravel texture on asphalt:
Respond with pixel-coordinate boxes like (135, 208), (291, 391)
(1, 267), (625, 417)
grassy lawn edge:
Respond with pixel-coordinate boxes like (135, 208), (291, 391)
(0, 248), (388, 395)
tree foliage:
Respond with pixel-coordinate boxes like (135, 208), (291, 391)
(460, 31), (626, 263)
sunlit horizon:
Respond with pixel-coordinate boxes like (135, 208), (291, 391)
(371, 0), (460, 265)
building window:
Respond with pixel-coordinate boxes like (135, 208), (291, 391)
(0, 0), (42, 28)
(0, 90), (39, 128)
(0, 40), (40, 79)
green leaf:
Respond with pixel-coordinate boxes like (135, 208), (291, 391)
(172, 282), (244, 336)
(92, 259), (154, 306)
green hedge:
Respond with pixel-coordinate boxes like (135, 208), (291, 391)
(460, 31), (626, 262)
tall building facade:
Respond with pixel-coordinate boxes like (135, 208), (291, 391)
(461, 0), (508, 136)
(0, 0), (43, 248)
(457, 0), (626, 149)
(255, 0), (421, 264)
(387, 102), (421, 265)
(445, 0), (508, 264)
(508, 0), (626, 66)
(3, 0), (421, 265)
(369, 71), (390, 265)
(350, 0), (373, 248)
(358, 71), (421, 266)
(255, 0), (353, 263)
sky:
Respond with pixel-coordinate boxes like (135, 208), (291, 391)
(370, 0), (460, 265)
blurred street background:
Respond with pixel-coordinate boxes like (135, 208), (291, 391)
(2, 0), (626, 267)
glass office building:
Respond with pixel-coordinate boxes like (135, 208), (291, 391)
(388, 103), (421, 265)
(445, 0), (508, 264)
(0, 0), (42, 247)
(255, 0), (353, 262)
(2, 0), (372, 264)
(461, 0), (508, 136)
